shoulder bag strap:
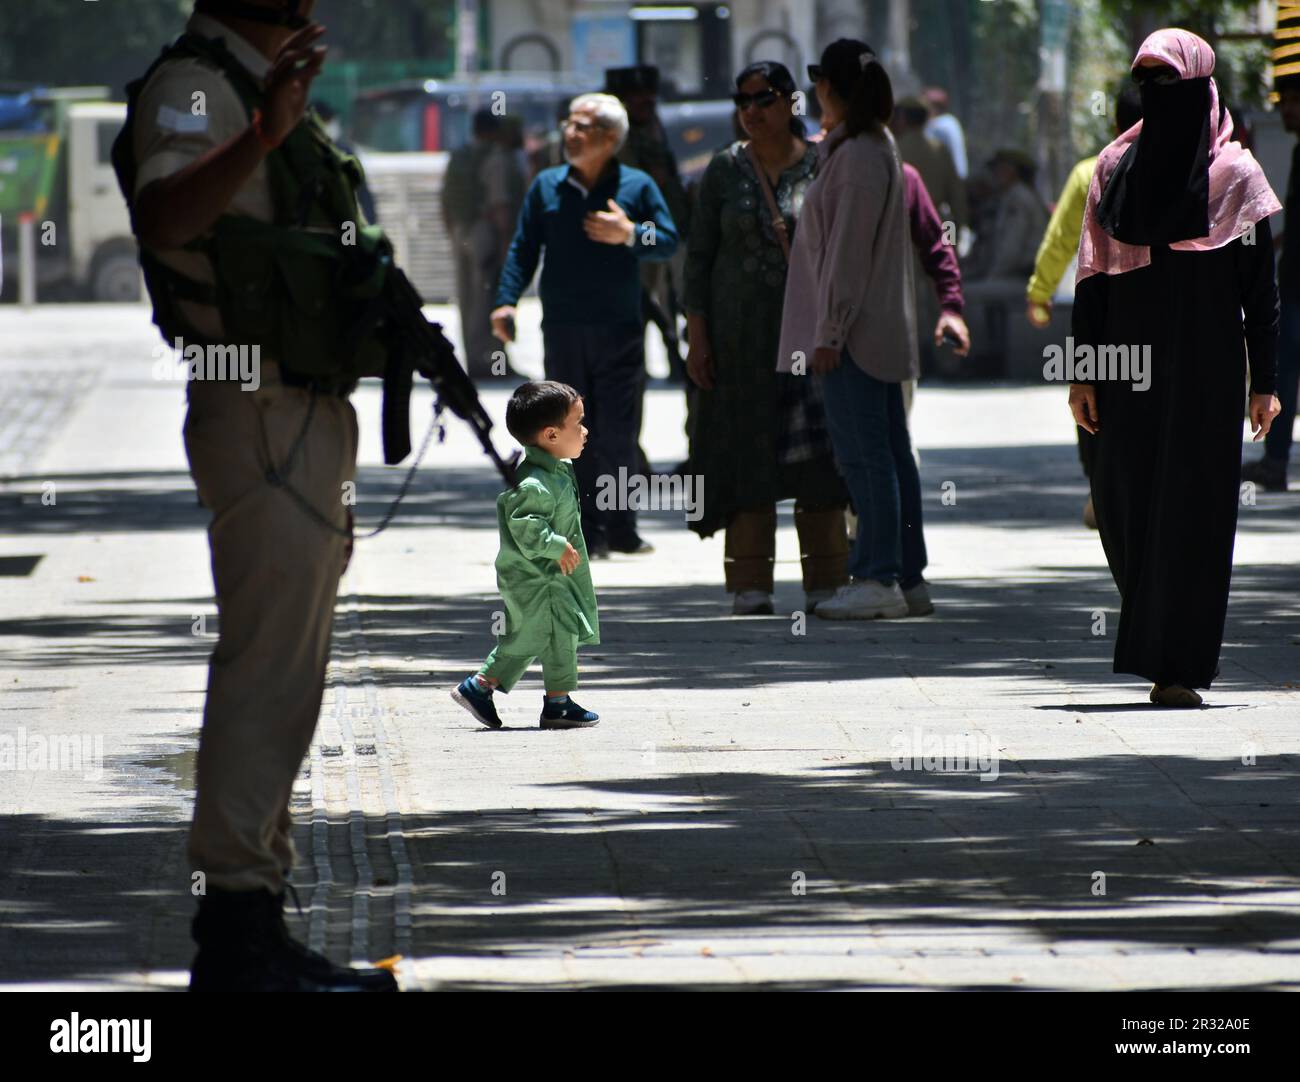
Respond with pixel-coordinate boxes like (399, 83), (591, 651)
(744, 143), (791, 262)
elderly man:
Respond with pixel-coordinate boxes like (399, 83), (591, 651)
(491, 93), (678, 556)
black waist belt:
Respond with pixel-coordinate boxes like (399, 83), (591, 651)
(279, 366), (356, 397)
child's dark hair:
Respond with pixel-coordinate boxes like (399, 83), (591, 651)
(505, 380), (581, 444)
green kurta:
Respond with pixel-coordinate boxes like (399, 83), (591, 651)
(684, 140), (845, 538)
(493, 445), (600, 655)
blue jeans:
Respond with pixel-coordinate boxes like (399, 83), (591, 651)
(817, 353), (927, 587)
(1264, 298), (1300, 463)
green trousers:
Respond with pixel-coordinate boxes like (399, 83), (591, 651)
(479, 630), (580, 693)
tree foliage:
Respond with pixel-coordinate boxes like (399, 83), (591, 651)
(312, 0), (454, 68)
(912, 0), (1274, 194)
(1097, 0), (1272, 109)
(0, 0), (454, 98)
(1098, 0), (1265, 52)
(0, 0), (189, 95)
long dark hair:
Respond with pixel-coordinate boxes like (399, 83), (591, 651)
(735, 60), (806, 138)
(818, 38), (894, 152)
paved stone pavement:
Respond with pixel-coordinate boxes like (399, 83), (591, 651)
(1, 302), (1299, 991)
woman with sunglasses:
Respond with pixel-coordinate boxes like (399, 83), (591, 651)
(1071, 29), (1281, 707)
(778, 39), (929, 621)
(683, 61), (850, 616)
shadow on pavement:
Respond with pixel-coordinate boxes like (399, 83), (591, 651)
(4, 444), (1299, 537)
(3, 563), (1299, 695)
(3, 747), (1299, 989)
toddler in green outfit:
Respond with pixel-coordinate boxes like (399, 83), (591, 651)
(451, 381), (601, 729)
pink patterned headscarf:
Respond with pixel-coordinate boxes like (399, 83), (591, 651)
(1076, 28), (1281, 284)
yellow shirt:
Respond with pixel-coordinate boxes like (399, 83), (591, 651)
(1026, 155), (1097, 304)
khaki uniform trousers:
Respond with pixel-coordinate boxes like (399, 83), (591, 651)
(183, 365), (357, 894)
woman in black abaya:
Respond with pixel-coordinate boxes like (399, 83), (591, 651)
(1070, 28), (1282, 707)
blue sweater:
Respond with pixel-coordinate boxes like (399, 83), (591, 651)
(494, 161), (678, 326)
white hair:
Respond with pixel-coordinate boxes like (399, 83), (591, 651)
(569, 92), (629, 150)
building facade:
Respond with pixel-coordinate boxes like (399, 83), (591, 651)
(482, 0), (905, 99)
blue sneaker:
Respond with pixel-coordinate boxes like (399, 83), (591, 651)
(539, 696), (599, 730)
(451, 677), (502, 729)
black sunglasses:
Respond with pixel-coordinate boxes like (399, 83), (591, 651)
(733, 88), (781, 110)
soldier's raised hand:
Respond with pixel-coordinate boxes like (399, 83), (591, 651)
(262, 23), (328, 146)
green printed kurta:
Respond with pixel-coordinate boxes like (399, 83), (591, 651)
(492, 445), (600, 656)
(684, 141), (845, 538)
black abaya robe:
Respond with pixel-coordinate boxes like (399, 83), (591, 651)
(1071, 218), (1278, 689)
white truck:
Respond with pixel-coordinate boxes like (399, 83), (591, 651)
(0, 89), (139, 302)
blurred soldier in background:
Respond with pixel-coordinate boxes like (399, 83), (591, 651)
(968, 149), (1048, 281)
(963, 149), (1048, 375)
(442, 108), (526, 379)
(606, 65), (689, 383)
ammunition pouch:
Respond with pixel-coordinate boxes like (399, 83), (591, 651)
(206, 217), (392, 391)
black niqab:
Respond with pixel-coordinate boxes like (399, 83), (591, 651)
(1096, 77), (1212, 246)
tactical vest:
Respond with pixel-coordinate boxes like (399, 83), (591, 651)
(112, 32), (391, 389)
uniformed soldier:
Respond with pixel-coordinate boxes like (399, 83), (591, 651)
(441, 109), (526, 379)
(118, 0), (396, 991)
(605, 65), (689, 382)
(605, 66), (689, 238)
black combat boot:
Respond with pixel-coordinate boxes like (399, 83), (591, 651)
(189, 887), (397, 992)
(272, 885), (398, 992)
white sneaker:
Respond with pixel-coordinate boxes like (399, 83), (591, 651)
(815, 580), (908, 620)
(804, 589), (836, 613)
(902, 580), (934, 616)
(733, 590), (774, 615)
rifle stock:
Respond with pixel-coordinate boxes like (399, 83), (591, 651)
(382, 266), (519, 488)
